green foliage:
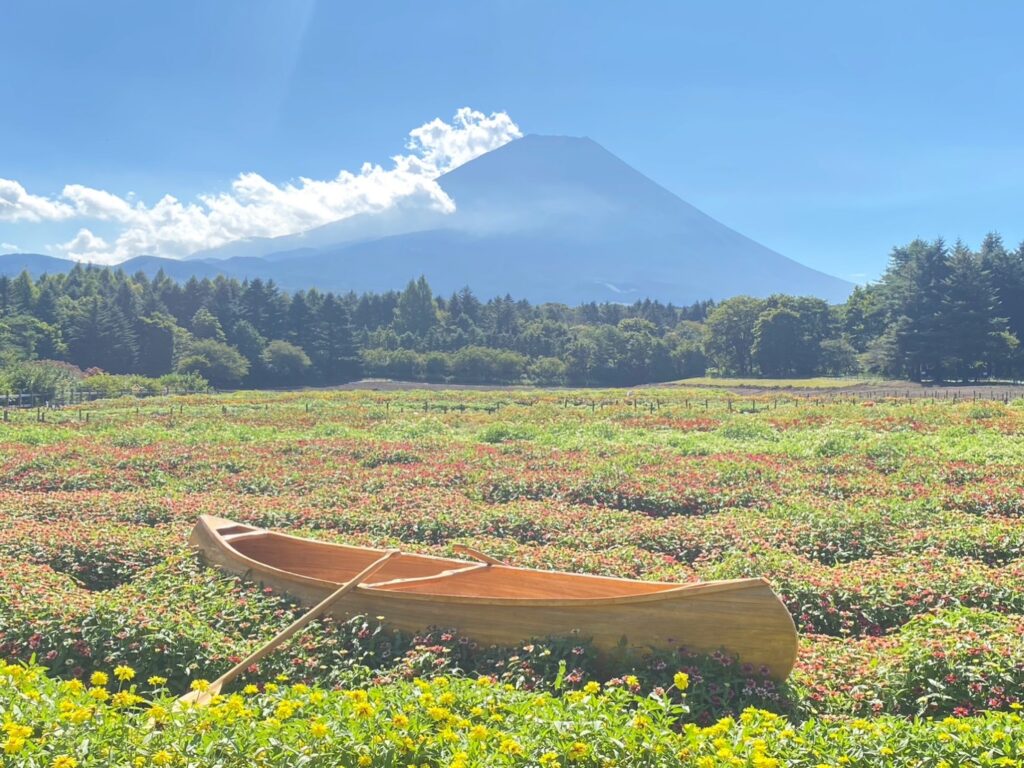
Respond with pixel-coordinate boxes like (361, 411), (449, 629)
(0, 359), (82, 399)
(1, 234), (1023, 389)
(703, 296), (764, 375)
(260, 340), (311, 385)
(177, 339), (250, 386)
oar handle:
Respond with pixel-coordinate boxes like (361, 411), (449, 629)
(452, 544), (507, 566)
(210, 549), (401, 690)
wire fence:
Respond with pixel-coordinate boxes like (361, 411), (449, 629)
(0, 382), (1020, 419)
(1, 386), (210, 410)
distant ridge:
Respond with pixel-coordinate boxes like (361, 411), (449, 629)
(2, 135), (853, 303)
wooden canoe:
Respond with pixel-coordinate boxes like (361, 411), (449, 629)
(189, 515), (798, 680)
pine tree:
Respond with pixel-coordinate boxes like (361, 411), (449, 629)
(885, 239), (951, 380)
(309, 295), (361, 383)
(65, 296), (138, 373)
(394, 276), (437, 337)
(940, 249), (1009, 381)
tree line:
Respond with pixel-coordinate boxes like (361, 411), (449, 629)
(696, 234), (1023, 381)
(0, 233), (1021, 388)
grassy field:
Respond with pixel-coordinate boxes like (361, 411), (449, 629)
(2, 387), (1024, 765)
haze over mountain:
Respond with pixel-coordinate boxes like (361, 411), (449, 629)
(2, 135), (853, 304)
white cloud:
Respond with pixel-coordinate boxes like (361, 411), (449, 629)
(1, 108), (522, 263)
(0, 178), (75, 223)
(58, 228), (112, 262)
(1, 242), (18, 252)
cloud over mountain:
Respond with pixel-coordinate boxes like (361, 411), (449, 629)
(0, 108), (522, 263)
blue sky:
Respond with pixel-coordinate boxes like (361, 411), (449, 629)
(2, 1), (1024, 282)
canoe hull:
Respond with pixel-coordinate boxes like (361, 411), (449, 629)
(190, 517), (798, 680)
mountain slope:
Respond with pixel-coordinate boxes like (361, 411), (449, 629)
(237, 135), (852, 303)
(0, 253), (228, 282)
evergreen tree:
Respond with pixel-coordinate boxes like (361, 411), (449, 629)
(309, 295), (361, 382)
(885, 239), (952, 380)
(940, 249), (1010, 381)
(395, 276), (437, 336)
(191, 308), (227, 342)
(65, 296), (138, 373)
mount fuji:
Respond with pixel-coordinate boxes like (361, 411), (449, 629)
(3, 135), (853, 304)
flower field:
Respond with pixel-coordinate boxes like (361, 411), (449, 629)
(2, 388), (1024, 765)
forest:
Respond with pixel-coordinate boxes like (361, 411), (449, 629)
(0, 234), (1022, 390)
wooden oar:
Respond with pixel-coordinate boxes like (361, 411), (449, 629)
(177, 549), (400, 708)
(452, 543), (507, 566)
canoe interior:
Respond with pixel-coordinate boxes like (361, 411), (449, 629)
(222, 522), (681, 599)
(228, 528), (471, 583)
(379, 566), (680, 598)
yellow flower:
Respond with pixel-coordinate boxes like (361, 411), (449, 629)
(469, 725), (488, 742)
(4, 737), (26, 755)
(357, 756), (372, 767)
(275, 700), (300, 720)
(499, 738), (524, 756)
(392, 714), (410, 728)
(309, 721), (329, 739)
(53, 757), (79, 768)
(243, 684), (259, 695)
(353, 701), (375, 719)
(567, 742), (590, 761)
(89, 686), (110, 701)
(540, 753), (562, 768)
(190, 679), (211, 692)
(151, 750), (174, 766)
(147, 676), (168, 686)
(114, 665), (136, 682)
(426, 706), (450, 722)
(450, 751), (469, 768)
(673, 672), (689, 691)
(2, 724), (31, 739)
(64, 679), (85, 694)
(90, 671), (109, 686)
(583, 681), (601, 694)
(112, 691), (143, 708)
